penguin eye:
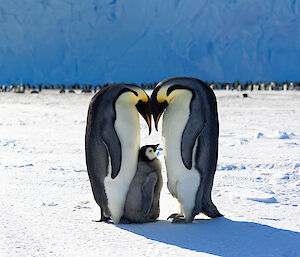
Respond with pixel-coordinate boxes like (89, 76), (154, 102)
(149, 150), (153, 152)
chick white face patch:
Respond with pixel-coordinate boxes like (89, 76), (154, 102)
(145, 147), (156, 161)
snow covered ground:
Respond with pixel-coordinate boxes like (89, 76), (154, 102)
(0, 90), (299, 256)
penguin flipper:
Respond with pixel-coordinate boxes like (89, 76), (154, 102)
(102, 127), (122, 179)
(141, 173), (158, 216)
(181, 97), (206, 170)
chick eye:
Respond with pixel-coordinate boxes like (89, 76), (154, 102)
(149, 150), (152, 152)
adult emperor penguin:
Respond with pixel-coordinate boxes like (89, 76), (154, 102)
(123, 144), (162, 223)
(150, 77), (222, 223)
(85, 84), (151, 223)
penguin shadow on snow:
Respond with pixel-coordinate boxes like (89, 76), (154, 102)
(116, 217), (300, 256)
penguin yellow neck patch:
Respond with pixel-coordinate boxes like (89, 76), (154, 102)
(135, 88), (148, 102)
(140, 95), (148, 102)
(157, 86), (189, 103)
(157, 86), (168, 103)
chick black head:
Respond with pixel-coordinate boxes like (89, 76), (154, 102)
(139, 144), (160, 162)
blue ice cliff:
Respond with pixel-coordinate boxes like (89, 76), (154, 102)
(0, 0), (299, 84)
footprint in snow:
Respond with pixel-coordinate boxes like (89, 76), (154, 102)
(257, 132), (264, 139)
(74, 205), (91, 210)
(247, 196), (278, 204)
(240, 138), (249, 144)
(42, 202), (58, 206)
(277, 131), (296, 139)
(156, 147), (163, 156)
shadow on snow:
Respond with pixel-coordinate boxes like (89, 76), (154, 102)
(117, 217), (300, 256)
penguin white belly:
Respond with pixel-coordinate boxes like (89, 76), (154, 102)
(162, 91), (200, 219)
(104, 94), (140, 223)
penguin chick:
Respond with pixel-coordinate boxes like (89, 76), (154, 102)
(122, 144), (162, 223)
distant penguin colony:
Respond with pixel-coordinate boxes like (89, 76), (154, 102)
(84, 77), (223, 224)
(1, 81), (298, 94)
(123, 144), (162, 223)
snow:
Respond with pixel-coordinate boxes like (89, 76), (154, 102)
(1, 0), (300, 84)
(1, 90), (300, 256)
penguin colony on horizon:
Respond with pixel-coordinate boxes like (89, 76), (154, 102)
(85, 76), (222, 223)
(1, 81), (299, 94)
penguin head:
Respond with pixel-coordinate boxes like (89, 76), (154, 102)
(139, 144), (159, 162)
(150, 82), (190, 131)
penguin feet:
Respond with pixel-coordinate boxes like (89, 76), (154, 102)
(171, 217), (188, 223)
(93, 216), (111, 223)
(167, 213), (183, 220)
(93, 210), (112, 222)
(202, 203), (223, 218)
(167, 213), (189, 223)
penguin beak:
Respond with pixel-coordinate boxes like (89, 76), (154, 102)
(136, 100), (152, 135)
(153, 144), (159, 151)
(150, 96), (168, 131)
